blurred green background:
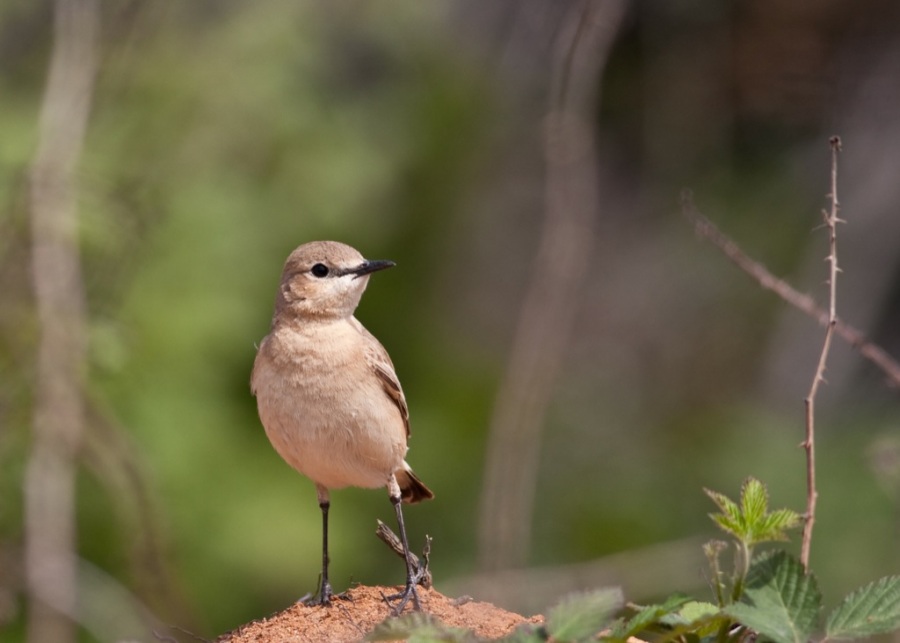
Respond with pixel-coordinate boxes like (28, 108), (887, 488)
(2, 1), (900, 641)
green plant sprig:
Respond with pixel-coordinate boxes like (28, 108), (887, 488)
(705, 477), (802, 605)
(609, 478), (900, 643)
(367, 479), (900, 643)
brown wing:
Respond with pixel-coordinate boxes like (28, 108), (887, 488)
(350, 317), (411, 441)
(249, 335), (269, 396)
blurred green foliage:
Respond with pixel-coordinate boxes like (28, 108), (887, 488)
(2, 1), (900, 641)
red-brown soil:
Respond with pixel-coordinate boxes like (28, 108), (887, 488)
(216, 585), (543, 642)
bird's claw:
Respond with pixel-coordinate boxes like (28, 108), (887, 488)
(302, 580), (335, 607)
(384, 581), (422, 615)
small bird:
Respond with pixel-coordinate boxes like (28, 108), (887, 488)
(250, 240), (433, 612)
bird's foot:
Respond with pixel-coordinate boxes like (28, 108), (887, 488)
(383, 575), (424, 615)
(302, 580), (335, 607)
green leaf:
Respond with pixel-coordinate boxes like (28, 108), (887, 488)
(826, 576), (900, 640)
(655, 601), (723, 639)
(724, 551), (822, 643)
(609, 594), (691, 639)
(705, 488), (744, 538)
(741, 478), (769, 528)
(547, 588), (624, 642)
(366, 612), (476, 642)
(706, 479), (801, 546)
(676, 601), (721, 624)
(758, 508), (803, 542)
(366, 612), (433, 640)
(497, 624), (548, 643)
(657, 612), (730, 643)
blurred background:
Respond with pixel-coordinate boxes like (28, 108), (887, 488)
(2, 0), (900, 641)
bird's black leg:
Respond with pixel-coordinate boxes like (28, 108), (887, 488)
(304, 486), (333, 606)
(384, 479), (422, 613)
(318, 499), (334, 604)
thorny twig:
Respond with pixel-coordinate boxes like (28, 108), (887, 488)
(683, 137), (898, 568)
(800, 136), (843, 568)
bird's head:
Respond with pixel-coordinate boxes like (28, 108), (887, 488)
(274, 240), (394, 321)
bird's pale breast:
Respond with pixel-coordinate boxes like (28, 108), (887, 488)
(252, 319), (407, 490)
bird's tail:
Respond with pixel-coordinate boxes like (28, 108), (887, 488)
(397, 465), (434, 504)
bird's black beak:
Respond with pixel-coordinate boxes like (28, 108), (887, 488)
(350, 259), (395, 278)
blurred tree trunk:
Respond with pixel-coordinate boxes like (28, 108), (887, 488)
(25, 0), (99, 641)
(477, 0), (627, 571)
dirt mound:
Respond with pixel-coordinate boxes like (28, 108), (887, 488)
(216, 585), (542, 642)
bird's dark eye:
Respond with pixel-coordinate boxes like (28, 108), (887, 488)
(311, 263), (329, 278)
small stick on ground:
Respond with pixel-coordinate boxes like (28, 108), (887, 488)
(800, 136), (843, 568)
(375, 520), (432, 589)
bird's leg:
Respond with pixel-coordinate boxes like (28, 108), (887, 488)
(304, 485), (334, 606)
(384, 476), (422, 613)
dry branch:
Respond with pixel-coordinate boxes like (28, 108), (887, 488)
(680, 194), (900, 390)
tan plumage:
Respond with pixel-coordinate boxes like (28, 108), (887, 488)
(250, 240), (432, 610)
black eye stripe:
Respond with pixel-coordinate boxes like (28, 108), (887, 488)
(311, 263), (329, 278)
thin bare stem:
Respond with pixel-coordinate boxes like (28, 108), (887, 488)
(800, 136), (843, 568)
(683, 137), (867, 569)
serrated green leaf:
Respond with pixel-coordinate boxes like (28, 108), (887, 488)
(367, 613), (425, 640)
(409, 628), (477, 643)
(706, 489), (742, 523)
(367, 612), (475, 642)
(758, 509), (802, 542)
(497, 623), (547, 643)
(673, 602), (722, 638)
(655, 614), (730, 643)
(709, 514), (743, 539)
(639, 600), (727, 643)
(547, 588), (623, 642)
(606, 594), (691, 640)
(677, 601), (721, 624)
(741, 478), (769, 527)
(706, 488), (746, 539)
(724, 551), (822, 643)
(706, 481), (801, 546)
(826, 576), (900, 640)
(649, 601), (724, 641)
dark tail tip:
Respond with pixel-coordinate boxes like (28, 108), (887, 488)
(398, 468), (434, 504)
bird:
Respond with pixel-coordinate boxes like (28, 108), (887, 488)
(250, 240), (433, 613)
